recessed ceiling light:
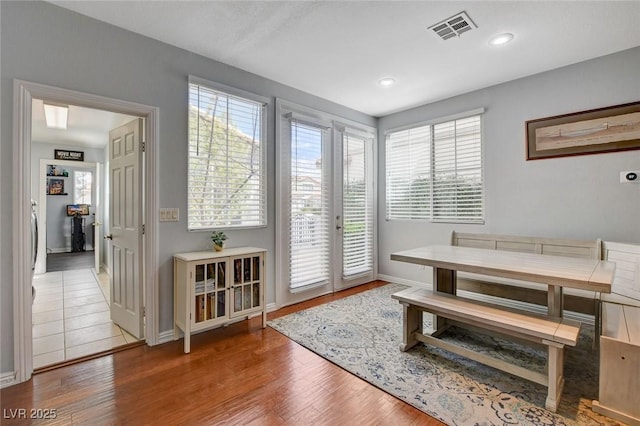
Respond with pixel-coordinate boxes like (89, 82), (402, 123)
(489, 33), (514, 46)
(43, 102), (69, 129)
(378, 77), (396, 87)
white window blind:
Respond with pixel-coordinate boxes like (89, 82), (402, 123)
(188, 81), (266, 230)
(386, 114), (483, 223)
(288, 119), (330, 289)
(386, 125), (432, 219)
(342, 132), (374, 277)
(432, 116), (483, 221)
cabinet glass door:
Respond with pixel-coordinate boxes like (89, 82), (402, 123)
(194, 261), (226, 324)
(232, 255), (262, 315)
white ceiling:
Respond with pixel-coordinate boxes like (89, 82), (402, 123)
(32, 98), (137, 148)
(49, 1), (640, 118)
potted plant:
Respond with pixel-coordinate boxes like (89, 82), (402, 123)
(210, 230), (227, 251)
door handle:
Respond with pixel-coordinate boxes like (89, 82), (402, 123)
(104, 234), (113, 240)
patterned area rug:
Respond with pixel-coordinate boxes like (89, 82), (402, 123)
(268, 284), (621, 426)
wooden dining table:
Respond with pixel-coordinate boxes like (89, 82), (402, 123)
(390, 245), (616, 412)
(391, 245), (615, 319)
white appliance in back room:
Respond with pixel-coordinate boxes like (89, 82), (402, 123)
(31, 199), (38, 303)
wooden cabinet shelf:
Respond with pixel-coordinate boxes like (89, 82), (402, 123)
(173, 247), (266, 353)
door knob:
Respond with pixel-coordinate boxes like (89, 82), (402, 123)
(104, 234), (113, 240)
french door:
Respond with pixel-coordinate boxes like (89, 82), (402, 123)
(277, 101), (375, 306)
(334, 128), (375, 290)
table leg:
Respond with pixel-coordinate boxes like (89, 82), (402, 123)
(434, 267), (457, 294)
(433, 267), (456, 333)
(548, 285), (563, 318)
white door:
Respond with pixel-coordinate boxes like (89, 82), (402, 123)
(277, 106), (376, 306)
(334, 129), (376, 290)
(108, 118), (144, 339)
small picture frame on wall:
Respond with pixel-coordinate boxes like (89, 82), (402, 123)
(48, 178), (65, 195)
(525, 101), (640, 160)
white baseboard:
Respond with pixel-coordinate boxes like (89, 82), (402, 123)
(0, 371), (17, 389)
(377, 274), (431, 288)
(48, 247), (69, 254)
(157, 329), (175, 344)
(266, 302), (277, 313)
(97, 263), (109, 276)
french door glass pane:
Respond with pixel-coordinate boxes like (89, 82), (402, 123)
(74, 170), (93, 205)
(289, 121), (330, 289)
(343, 133), (373, 278)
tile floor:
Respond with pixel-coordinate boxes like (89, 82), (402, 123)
(32, 268), (140, 369)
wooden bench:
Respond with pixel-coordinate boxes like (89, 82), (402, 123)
(451, 231), (602, 318)
(592, 241), (640, 425)
(392, 287), (581, 413)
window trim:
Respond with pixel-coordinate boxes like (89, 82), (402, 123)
(187, 75), (269, 231)
(384, 107), (485, 135)
(385, 109), (485, 224)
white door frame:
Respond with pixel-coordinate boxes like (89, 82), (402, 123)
(13, 79), (159, 384)
(36, 159), (101, 274)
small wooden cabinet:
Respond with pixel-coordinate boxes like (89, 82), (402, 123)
(592, 302), (640, 425)
(174, 247), (266, 353)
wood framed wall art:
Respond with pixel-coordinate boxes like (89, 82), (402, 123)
(526, 101), (640, 160)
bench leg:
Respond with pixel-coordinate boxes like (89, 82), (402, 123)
(399, 302), (421, 352)
(544, 340), (565, 412)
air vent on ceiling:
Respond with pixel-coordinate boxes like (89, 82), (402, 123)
(428, 11), (477, 41)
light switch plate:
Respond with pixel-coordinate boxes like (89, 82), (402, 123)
(160, 208), (180, 221)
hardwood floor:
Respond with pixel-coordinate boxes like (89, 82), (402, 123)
(2, 281), (444, 425)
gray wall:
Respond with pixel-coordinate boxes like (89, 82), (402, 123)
(0, 1), (375, 373)
(378, 46), (640, 284)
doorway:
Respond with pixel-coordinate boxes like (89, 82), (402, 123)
(13, 79), (159, 384)
(35, 156), (101, 275)
(30, 101), (142, 370)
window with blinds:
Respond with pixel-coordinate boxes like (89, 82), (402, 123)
(386, 113), (483, 223)
(188, 80), (266, 230)
(342, 132), (374, 278)
(288, 119), (331, 289)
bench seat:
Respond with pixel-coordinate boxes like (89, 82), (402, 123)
(392, 287), (581, 412)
